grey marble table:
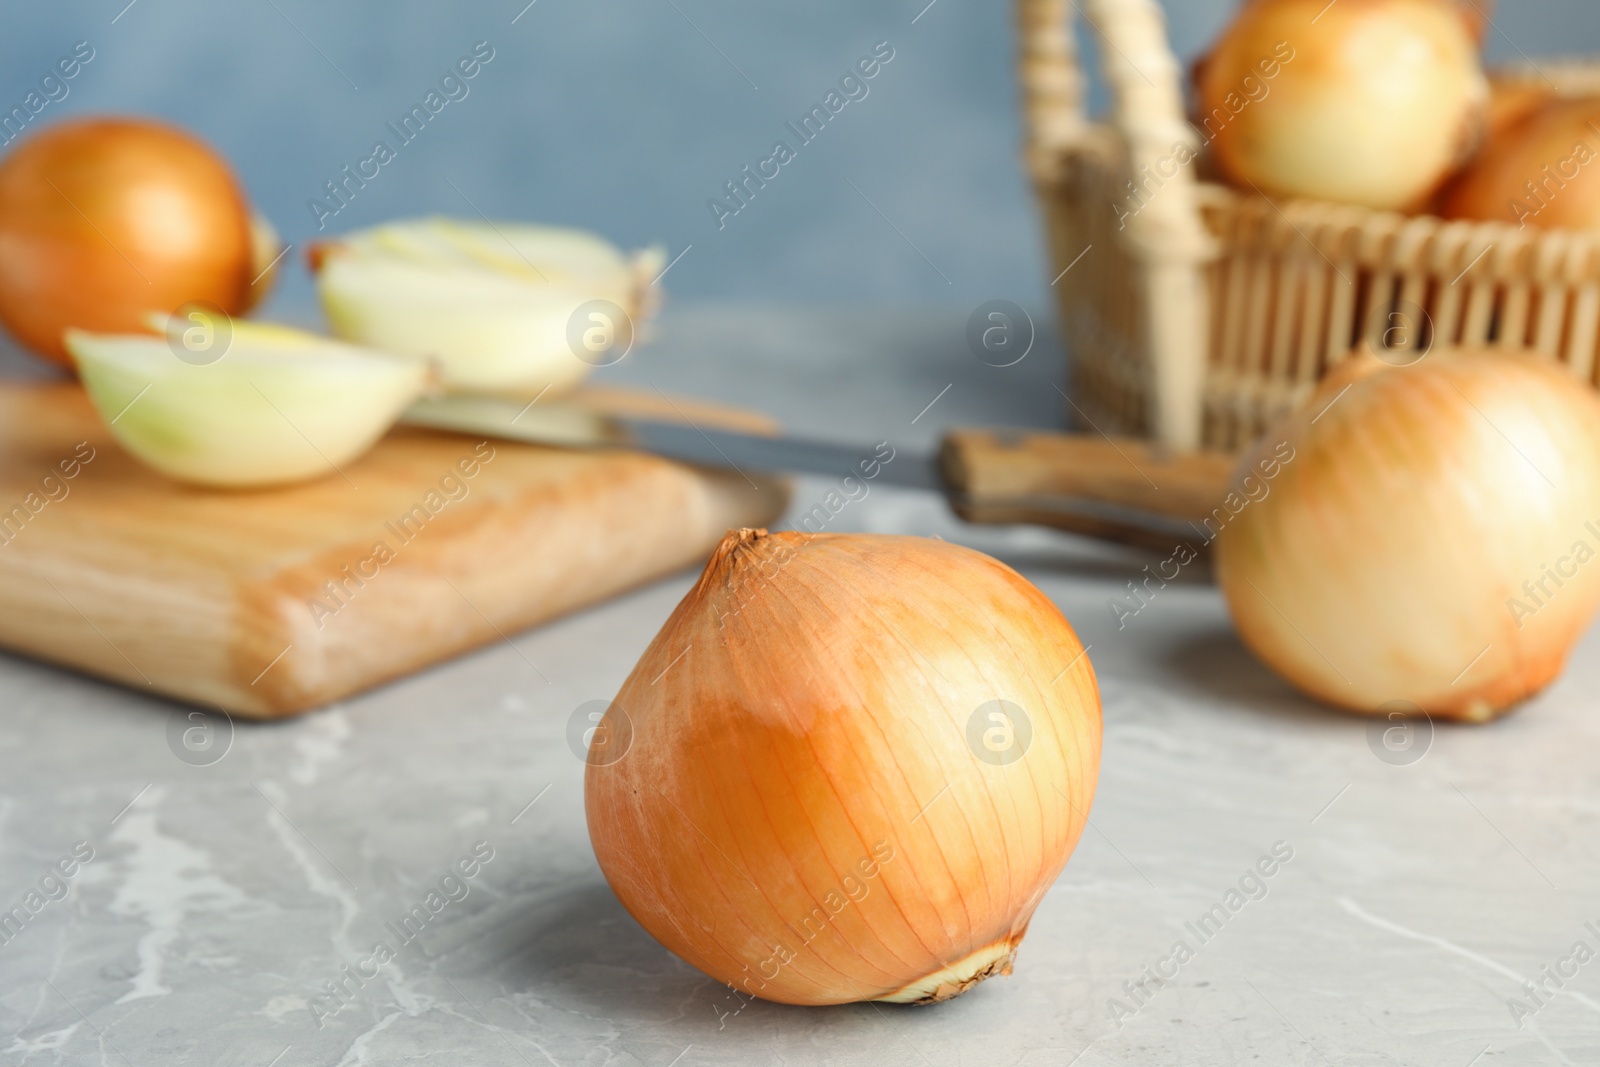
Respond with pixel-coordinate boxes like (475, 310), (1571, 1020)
(2, 304), (1598, 1067)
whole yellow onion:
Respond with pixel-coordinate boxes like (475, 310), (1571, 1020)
(1439, 96), (1600, 231)
(0, 116), (274, 367)
(1216, 351), (1600, 721)
(1197, 0), (1487, 211)
(585, 529), (1101, 1005)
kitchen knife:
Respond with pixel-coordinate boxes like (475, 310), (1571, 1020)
(401, 393), (1236, 549)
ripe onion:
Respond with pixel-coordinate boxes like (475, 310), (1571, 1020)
(0, 116), (271, 366)
(1197, 0), (1487, 211)
(1439, 96), (1600, 231)
(1216, 350), (1600, 721)
(67, 319), (428, 488)
(1453, 0), (1493, 45)
(312, 217), (665, 396)
(585, 529), (1102, 1005)
(1482, 73), (1554, 142)
(241, 213), (285, 314)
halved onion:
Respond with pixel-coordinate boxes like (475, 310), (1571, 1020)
(312, 217), (664, 396)
(67, 319), (428, 488)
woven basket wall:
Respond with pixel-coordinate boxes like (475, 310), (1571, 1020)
(1022, 0), (1600, 451)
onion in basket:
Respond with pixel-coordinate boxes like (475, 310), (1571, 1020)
(1216, 350), (1600, 722)
(67, 318), (428, 488)
(585, 529), (1102, 1004)
(312, 217), (664, 397)
(1439, 96), (1600, 231)
(1197, 0), (1487, 211)
(1482, 73), (1555, 142)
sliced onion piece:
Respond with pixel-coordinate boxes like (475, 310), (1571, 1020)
(66, 320), (428, 488)
(312, 217), (665, 396)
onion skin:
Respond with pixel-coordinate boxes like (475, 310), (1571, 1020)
(240, 213), (284, 314)
(1216, 351), (1600, 721)
(0, 117), (257, 366)
(1483, 74), (1555, 142)
(1439, 97), (1600, 231)
(1454, 0), (1493, 46)
(585, 530), (1101, 1005)
(1199, 0), (1487, 211)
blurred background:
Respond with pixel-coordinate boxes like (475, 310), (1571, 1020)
(7, 0), (1595, 320)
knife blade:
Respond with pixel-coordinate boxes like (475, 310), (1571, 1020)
(400, 393), (1234, 548)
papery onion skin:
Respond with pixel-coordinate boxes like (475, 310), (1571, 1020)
(1482, 74), (1555, 142)
(1216, 350), (1600, 721)
(1198, 0), (1487, 211)
(585, 529), (1101, 1005)
(0, 117), (258, 366)
(240, 213), (285, 315)
(1439, 96), (1600, 231)
(1453, 0), (1493, 46)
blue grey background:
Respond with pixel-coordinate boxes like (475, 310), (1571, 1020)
(3, 1), (1594, 314)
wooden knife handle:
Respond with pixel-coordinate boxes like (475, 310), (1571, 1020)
(938, 429), (1236, 549)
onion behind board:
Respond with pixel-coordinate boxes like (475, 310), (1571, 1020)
(0, 117), (268, 366)
(585, 529), (1102, 1005)
(1216, 351), (1600, 721)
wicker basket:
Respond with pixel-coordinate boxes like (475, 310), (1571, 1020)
(1022, 0), (1600, 451)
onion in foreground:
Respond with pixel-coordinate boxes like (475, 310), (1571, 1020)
(585, 529), (1101, 1005)
(1216, 350), (1600, 721)
(1197, 0), (1486, 211)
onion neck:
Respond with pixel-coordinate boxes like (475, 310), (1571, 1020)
(712, 526), (770, 566)
(696, 526), (794, 596)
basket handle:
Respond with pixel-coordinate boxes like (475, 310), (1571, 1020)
(1019, 0), (1213, 449)
(1017, 0), (1086, 181)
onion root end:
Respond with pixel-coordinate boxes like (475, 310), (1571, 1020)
(875, 940), (1019, 1005)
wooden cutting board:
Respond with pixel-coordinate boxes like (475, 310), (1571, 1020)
(0, 382), (788, 717)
